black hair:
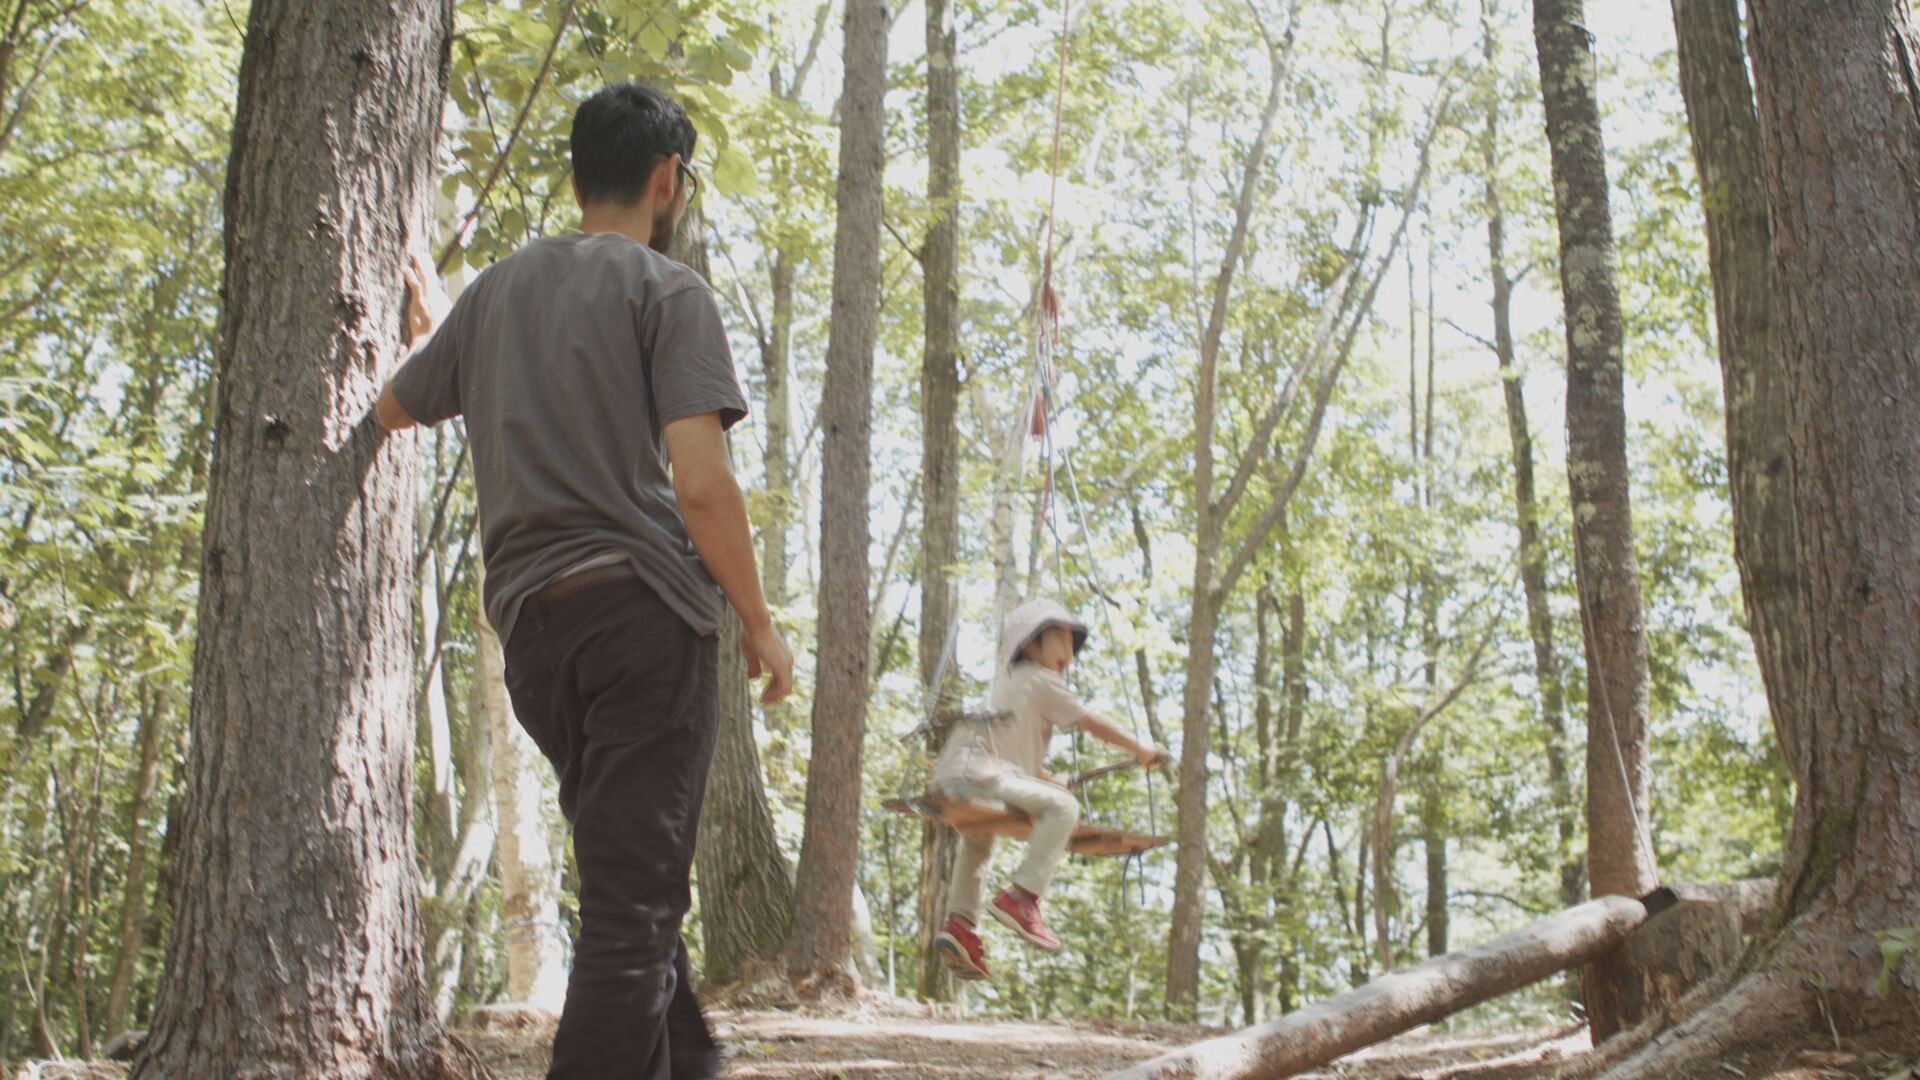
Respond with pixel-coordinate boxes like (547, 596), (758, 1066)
(570, 82), (697, 207)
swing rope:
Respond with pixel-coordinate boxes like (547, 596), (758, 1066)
(901, 0), (1165, 858)
(1025, 0), (1163, 841)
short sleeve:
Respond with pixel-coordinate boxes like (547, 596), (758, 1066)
(389, 298), (466, 426)
(645, 285), (748, 431)
(1031, 669), (1089, 733)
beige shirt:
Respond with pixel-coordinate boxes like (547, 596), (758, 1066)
(932, 664), (1088, 787)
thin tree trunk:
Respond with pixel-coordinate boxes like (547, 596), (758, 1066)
(1481, 1), (1581, 909)
(1167, 24), (1294, 1021)
(132, 0), (474, 1071)
(1422, 784), (1448, 958)
(1531, 0), (1658, 907)
(476, 567), (567, 1010)
(785, 0), (887, 984)
(1669, 0), (1804, 782)
(760, 250), (796, 734)
(102, 689), (169, 1040)
(914, 0), (963, 1003)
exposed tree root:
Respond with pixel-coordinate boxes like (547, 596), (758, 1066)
(1546, 969), (1808, 1080)
(784, 963), (863, 1003)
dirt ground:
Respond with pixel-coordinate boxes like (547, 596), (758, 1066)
(12, 1002), (1914, 1079)
(457, 998), (1920, 1080)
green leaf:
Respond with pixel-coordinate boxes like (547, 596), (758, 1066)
(637, 21), (671, 58)
(710, 142), (758, 198)
(1876, 928), (1917, 999)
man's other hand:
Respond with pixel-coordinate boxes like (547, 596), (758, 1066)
(744, 619), (795, 705)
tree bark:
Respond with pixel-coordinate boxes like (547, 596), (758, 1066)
(1167, 27), (1293, 1021)
(1531, 0), (1658, 906)
(1481, 1), (1581, 909)
(914, 0), (964, 1002)
(696, 610), (797, 987)
(1669, 0), (1804, 782)
(132, 0), (474, 1073)
(418, 547), (492, 1019)
(1742, 0), (1920, 1020)
(784, 0), (886, 986)
(1564, 6), (1920, 1072)
(476, 567), (567, 1010)
(762, 251), (795, 621)
(1110, 897), (1651, 1080)
(1422, 786), (1448, 958)
(102, 688), (169, 1041)
(665, 206), (799, 993)
(758, 248), (797, 740)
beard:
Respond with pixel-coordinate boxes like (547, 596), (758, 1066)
(649, 202), (682, 254)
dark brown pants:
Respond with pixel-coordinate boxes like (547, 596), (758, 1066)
(503, 575), (721, 1080)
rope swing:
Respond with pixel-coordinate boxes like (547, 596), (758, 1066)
(885, 0), (1167, 862)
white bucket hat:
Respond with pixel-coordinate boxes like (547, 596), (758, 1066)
(1001, 597), (1090, 668)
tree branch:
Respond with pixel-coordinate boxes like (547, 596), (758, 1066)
(1215, 83), (1453, 601)
(436, 0), (581, 272)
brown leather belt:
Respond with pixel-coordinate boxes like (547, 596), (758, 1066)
(537, 561), (636, 603)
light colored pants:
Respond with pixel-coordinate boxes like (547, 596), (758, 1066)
(942, 770), (1080, 922)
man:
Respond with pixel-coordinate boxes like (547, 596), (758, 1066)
(378, 82), (794, 1080)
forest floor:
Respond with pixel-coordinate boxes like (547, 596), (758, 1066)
(453, 996), (1920, 1080)
(13, 999), (1915, 1079)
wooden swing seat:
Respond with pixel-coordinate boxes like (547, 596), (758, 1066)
(882, 794), (1169, 858)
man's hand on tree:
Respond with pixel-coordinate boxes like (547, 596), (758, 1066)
(402, 252), (450, 346)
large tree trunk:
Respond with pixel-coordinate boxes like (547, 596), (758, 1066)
(1669, 0), (1804, 782)
(665, 206), (800, 992)
(784, 0), (886, 986)
(696, 610), (797, 986)
(1574, 6), (1920, 1072)
(1740, 0), (1920, 1026)
(132, 0), (474, 1073)
(914, 0), (964, 1004)
(476, 567), (566, 1010)
(1531, 0), (1657, 907)
(1481, 0), (1581, 909)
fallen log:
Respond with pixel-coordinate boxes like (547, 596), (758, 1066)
(1693, 878), (1773, 935)
(1106, 896), (1649, 1080)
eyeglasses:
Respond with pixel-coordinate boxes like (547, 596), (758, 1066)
(677, 160), (700, 205)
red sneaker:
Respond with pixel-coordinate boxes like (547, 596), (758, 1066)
(934, 916), (990, 980)
(990, 888), (1061, 952)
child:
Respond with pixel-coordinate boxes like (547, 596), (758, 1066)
(930, 598), (1168, 981)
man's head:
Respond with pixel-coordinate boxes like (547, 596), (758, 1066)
(569, 82), (697, 252)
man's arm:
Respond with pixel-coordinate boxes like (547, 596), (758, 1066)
(664, 412), (795, 704)
(376, 384), (417, 431)
(377, 253), (452, 432)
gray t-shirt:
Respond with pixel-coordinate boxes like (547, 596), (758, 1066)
(390, 233), (747, 645)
